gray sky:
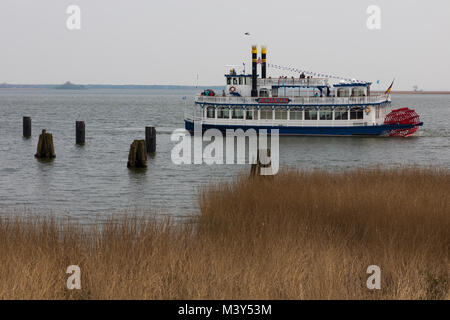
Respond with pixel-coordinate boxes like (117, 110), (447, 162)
(1, 0), (449, 90)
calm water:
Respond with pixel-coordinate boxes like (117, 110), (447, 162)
(0, 89), (449, 221)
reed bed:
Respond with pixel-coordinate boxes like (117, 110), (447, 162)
(0, 167), (448, 299)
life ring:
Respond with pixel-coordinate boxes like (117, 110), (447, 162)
(229, 86), (236, 92)
(365, 106), (371, 114)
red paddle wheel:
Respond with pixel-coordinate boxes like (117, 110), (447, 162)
(384, 108), (421, 137)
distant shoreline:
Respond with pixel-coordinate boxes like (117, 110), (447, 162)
(0, 85), (449, 94)
(0, 84), (224, 90)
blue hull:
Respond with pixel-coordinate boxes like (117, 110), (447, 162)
(184, 120), (422, 136)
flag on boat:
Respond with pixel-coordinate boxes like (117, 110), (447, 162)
(385, 79), (395, 95)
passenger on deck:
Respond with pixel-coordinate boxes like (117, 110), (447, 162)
(300, 72), (306, 79)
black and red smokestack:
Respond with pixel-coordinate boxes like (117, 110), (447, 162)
(251, 45), (258, 97)
(261, 45), (267, 79)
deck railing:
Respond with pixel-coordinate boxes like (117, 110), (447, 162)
(196, 94), (390, 106)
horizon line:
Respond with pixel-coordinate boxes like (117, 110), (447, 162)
(1, 84), (450, 93)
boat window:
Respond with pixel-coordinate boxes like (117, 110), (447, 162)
(319, 107), (332, 120)
(334, 107), (348, 120)
(337, 88), (349, 97)
(206, 106), (215, 118)
(239, 77), (243, 85)
(217, 107), (230, 119)
(227, 78), (231, 85)
(275, 107), (287, 120)
(246, 108), (253, 120)
(352, 88), (364, 97)
(233, 78), (238, 85)
(290, 107), (302, 120)
(271, 88), (278, 97)
(232, 107), (244, 119)
(304, 107), (318, 120)
(350, 107), (364, 120)
(259, 89), (270, 97)
(260, 106), (273, 120)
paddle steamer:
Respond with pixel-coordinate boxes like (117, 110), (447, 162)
(185, 46), (422, 137)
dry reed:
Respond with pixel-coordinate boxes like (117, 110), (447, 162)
(0, 167), (448, 299)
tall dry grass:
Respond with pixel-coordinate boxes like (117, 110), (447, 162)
(0, 167), (448, 299)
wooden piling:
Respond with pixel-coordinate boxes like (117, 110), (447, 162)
(250, 149), (271, 177)
(127, 140), (147, 168)
(23, 116), (31, 138)
(76, 121), (85, 145)
(35, 129), (56, 159)
(145, 126), (156, 153)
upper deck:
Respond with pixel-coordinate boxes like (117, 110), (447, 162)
(196, 94), (390, 107)
(199, 45), (386, 107)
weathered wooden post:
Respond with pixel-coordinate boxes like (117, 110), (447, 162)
(145, 126), (156, 153)
(127, 140), (147, 168)
(250, 148), (271, 177)
(35, 129), (56, 159)
(76, 121), (85, 145)
(23, 116), (31, 138)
